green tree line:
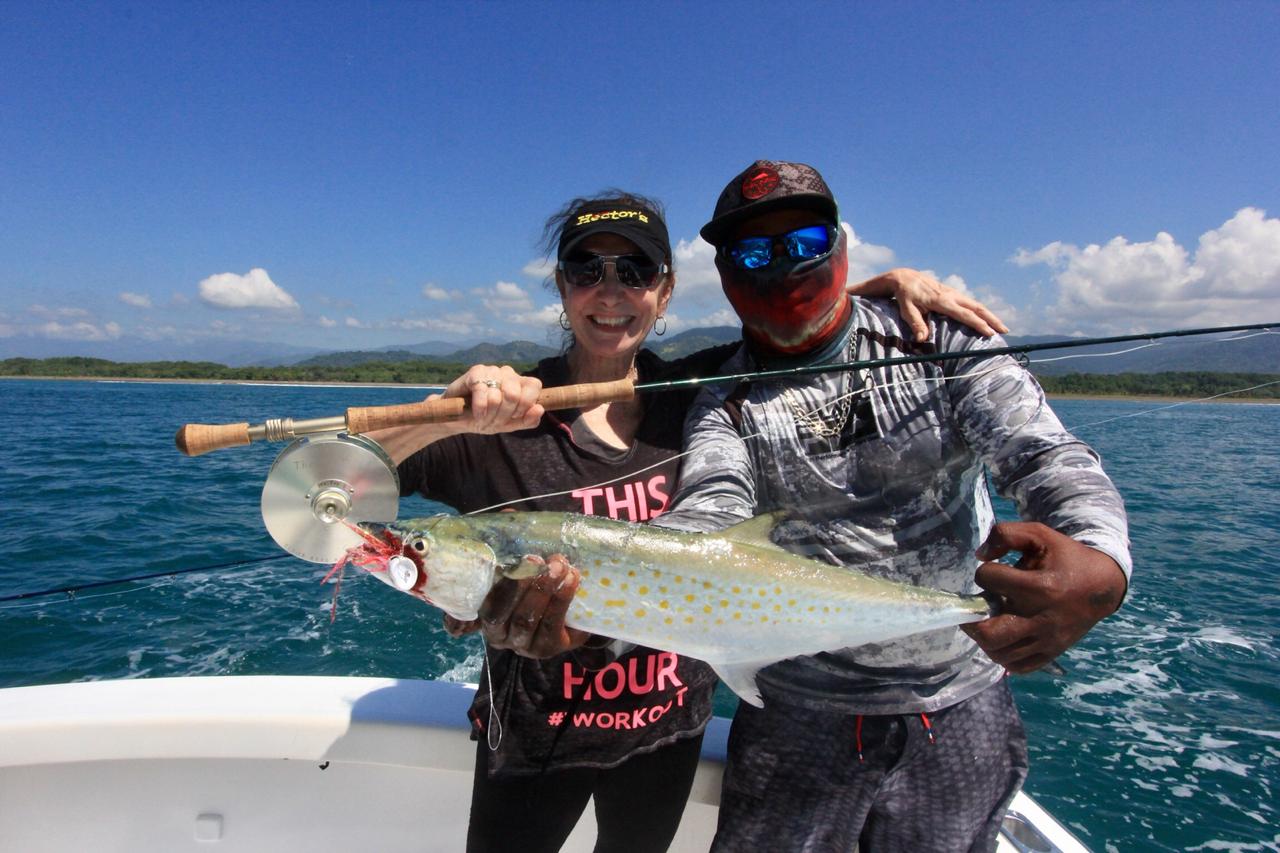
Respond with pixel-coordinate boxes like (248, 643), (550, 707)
(1035, 372), (1279, 399)
(2, 358), (1278, 399)
(0, 356), (534, 385)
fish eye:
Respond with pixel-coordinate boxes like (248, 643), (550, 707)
(411, 538), (429, 555)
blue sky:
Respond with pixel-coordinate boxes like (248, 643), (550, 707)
(2, 1), (1278, 360)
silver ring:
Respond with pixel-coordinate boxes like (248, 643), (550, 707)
(468, 378), (501, 389)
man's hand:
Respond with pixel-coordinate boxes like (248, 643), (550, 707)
(962, 521), (1127, 674)
(847, 267), (1009, 342)
(476, 554), (592, 658)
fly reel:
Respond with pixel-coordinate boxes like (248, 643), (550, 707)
(261, 433), (400, 564)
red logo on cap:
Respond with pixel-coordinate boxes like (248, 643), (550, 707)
(741, 166), (780, 200)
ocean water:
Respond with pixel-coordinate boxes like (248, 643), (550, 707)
(1, 379), (1277, 852)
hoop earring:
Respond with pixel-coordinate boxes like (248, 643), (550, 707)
(559, 311), (572, 331)
(653, 316), (667, 336)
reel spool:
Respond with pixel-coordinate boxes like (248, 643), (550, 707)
(261, 433), (400, 564)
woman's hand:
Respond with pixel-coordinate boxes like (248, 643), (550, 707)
(848, 268), (1008, 342)
(442, 364), (545, 435)
(478, 554), (592, 658)
(365, 363), (545, 465)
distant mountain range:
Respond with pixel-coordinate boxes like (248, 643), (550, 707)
(1006, 333), (1280, 375)
(3, 324), (1276, 374)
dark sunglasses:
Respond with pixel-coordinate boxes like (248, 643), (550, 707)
(558, 253), (669, 289)
(725, 224), (835, 271)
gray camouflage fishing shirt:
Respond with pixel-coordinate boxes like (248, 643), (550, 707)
(658, 297), (1132, 715)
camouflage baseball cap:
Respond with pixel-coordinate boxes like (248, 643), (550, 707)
(700, 160), (839, 246)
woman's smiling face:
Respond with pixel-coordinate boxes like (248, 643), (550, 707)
(558, 231), (673, 363)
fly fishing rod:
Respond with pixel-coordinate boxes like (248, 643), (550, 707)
(176, 320), (1278, 458)
(634, 321), (1280, 394)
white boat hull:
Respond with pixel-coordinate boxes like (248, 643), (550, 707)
(0, 676), (1086, 852)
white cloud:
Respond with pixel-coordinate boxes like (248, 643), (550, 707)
(476, 281), (535, 315)
(506, 303), (564, 328)
(523, 258), (556, 279)
(421, 283), (452, 301)
(318, 316), (337, 328)
(198, 268), (299, 310)
(389, 311), (482, 335)
(841, 223), (896, 282)
(119, 292), (152, 308)
(1011, 207), (1280, 332)
(38, 320), (122, 341)
(30, 304), (90, 320)
(344, 317), (366, 329)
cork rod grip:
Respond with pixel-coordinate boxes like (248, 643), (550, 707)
(174, 422), (251, 457)
(536, 378), (635, 410)
(345, 397), (467, 433)
(346, 378), (636, 434)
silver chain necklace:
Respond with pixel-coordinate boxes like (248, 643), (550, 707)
(783, 369), (854, 438)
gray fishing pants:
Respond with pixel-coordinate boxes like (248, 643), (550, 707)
(710, 679), (1029, 853)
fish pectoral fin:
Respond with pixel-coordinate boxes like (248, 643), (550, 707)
(502, 554), (550, 581)
(710, 662), (772, 708)
(719, 512), (791, 552)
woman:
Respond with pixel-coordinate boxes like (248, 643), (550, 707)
(369, 191), (1005, 853)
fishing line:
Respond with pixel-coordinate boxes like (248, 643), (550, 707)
(0, 578), (174, 612)
(0, 554), (293, 605)
(1066, 379), (1280, 432)
(1030, 342), (1161, 363)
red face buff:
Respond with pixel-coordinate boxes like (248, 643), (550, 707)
(716, 226), (851, 355)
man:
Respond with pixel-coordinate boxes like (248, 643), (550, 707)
(658, 160), (1131, 852)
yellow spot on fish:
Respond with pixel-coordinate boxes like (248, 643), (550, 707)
(664, 616), (673, 625)
(732, 586), (741, 595)
(774, 604), (782, 612)
(788, 599), (797, 607)
(634, 609), (646, 618)
(703, 580), (713, 589)
(659, 586), (668, 594)
(703, 605), (712, 614)
(600, 577), (612, 587)
(621, 583), (629, 591)
(719, 599), (729, 608)
(576, 588), (588, 599)
(605, 599), (626, 608)
(760, 615), (769, 622)
(732, 612), (742, 620)
(594, 559), (602, 568)
(684, 615), (694, 624)
(751, 602), (760, 610)
(774, 586), (782, 595)
(758, 588), (767, 597)
(823, 606), (830, 613)
(628, 570), (636, 578)
(674, 575), (684, 584)
(685, 594), (696, 603)
(638, 585), (649, 595)
(659, 600), (669, 610)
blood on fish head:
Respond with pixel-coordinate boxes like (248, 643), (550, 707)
(355, 515), (499, 621)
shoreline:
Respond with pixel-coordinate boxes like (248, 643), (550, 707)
(0, 375), (446, 390)
(3, 374), (1277, 404)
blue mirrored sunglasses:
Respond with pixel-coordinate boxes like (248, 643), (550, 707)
(726, 224), (835, 271)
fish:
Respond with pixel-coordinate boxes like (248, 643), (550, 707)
(345, 511), (995, 707)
